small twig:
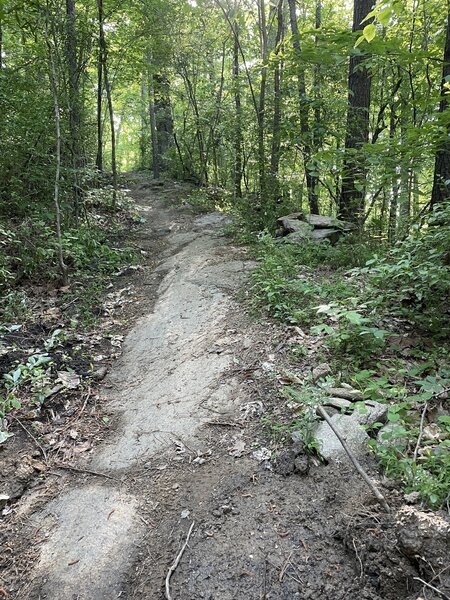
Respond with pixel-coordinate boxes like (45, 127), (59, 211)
(353, 538), (364, 579)
(413, 402), (428, 462)
(317, 406), (390, 512)
(165, 521), (195, 600)
(204, 420), (243, 428)
(414, 577), (450, 600)
(54, 463), (116, 480)
(12, 417), (48, 462)
(279, 550), (293, 583)
(75, 388), (92, 421)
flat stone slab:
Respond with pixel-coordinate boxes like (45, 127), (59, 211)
(315, 401), (387, 461)
(34, 485), (140, 599)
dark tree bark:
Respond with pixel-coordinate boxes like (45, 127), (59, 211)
(98, 0), (117, 205)
(257, 0), (268, 204)
(154, 74), (174, 157)
(431, 8), (450, 207)
(95, 0), (103, 171)
(66, 0), (82, 216)
(140, 75), (147, 167)
(44, 5), (68, 286)
(287, 0), (319, 214)
(233, 19), (243, 199)
(148, 67), (160, 179)
(339, 0), (373, 224)
(269, 0), (284, 203)
(0, 17), (3, 70)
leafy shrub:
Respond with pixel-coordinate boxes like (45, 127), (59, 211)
(358, 204), (450, 333)
(0, 221), (136, 283)
(250, 234), (358, 324)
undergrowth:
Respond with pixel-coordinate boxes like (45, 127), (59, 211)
(247, 204), (450, 509)
(0, 188), (139, 325)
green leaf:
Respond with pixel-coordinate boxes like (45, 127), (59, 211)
(387, 412), (400, 422)
(0, 431), (14, 444)
(363, 23), (377, 43)
(344, 311), (364, 325)
(377, 8), (391, 27)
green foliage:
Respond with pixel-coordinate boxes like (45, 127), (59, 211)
(1, 353), (54, 419)
(370, 429), (450, 509)
(357, 205), (450, 334)
(250, 234), (360, 325)
(312, 300), (390, 359)
(0, 220), (136, 288)
(282, 386), (322, 456)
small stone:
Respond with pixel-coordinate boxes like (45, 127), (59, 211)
(322, 397), (352, 411)
(0, 494), (10, 509)
(274, 449), (296, 476)
(326, 387), (363, 401)
(221, 505), (232, 515)
(310, 228), (341, 244)
(404, 491), (421, 504)
(212, 509), (222, 518)
(294, 455), (309, 475)
(92, 366), (108, 381)
(311, 363), (331, 382)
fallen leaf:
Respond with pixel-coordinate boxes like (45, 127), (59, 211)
(57, 371), (81, 389)
(228, 437), (246, 458)
(252, 447), (272, 462)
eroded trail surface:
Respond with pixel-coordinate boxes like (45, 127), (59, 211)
(7, 180), (440, 600)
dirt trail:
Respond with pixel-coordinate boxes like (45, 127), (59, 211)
(9, 180), (432, 600)
(24, 181), (254, 599)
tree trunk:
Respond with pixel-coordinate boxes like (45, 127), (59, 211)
(155, 74), (174, 158)
(388, 87), (399, 243)
(95, 0), (103, 172)
(269, 0), (284, 203)
(398, 84), (411, 238)
(233, 20), (243, 200)
(98, 0), (117, 206)
(257, 0), (268, 205)
(0, 17), (3, 70)
(287, 0), (318, 214)
(140, 75), (147, 168)
(148, 67), (160, 179)
(65, 0), (82, 217)
(431, 8), (450, 207)
(44, 6), (68, 286)
(339, 0), (373, 224)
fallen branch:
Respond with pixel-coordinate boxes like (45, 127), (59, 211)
(13, 417), (48, 463)
(54, 463), (116, 480)
(414, 577), (450, 600)
(317, 406), (390, 512)
(165, 521), (195, 600)
(413, 402), (428, 462)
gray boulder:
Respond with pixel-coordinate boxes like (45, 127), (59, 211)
(311, 228), (341, 244)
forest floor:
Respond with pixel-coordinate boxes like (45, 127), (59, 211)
(1, 177), (448, 600)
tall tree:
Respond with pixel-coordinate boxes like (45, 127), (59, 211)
(431, 7), (450, 207)
(257, 0), (268, 204)
(98, 0), (117, 204)
(96, 0), (103, 171)
(339, 0), (373, 224)
(65, 0), (82, 215)
(287, 0), (319, 213)
(44, 1), (68, 286)
(269, 0), (284, 203)
(232, 17), (243, 199)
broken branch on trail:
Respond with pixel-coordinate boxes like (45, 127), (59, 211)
(316, 406), (390, 512)
(165, 521), (195, 600)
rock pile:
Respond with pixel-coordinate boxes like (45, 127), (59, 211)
(276, 212), (354, 244)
